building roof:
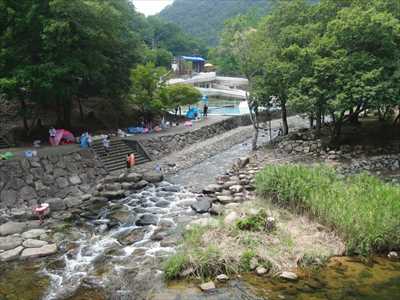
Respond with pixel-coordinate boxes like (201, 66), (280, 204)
(181, 56), (205, 62)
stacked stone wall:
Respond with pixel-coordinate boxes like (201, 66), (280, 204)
(141, 111), (274, 159)
(0, 150), (107, 209)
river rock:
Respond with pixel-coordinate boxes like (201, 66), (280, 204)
(217, 195), (235, 204)
(155, 200), (171, 208)
(230, 184), (244, 193)
(0, 222), (26, 236)
(256, 266), (268, 276)
(0, 236), (23, 251)
(110, 210), (133, 224)
(388, 251), (399, 260)
(143, 172), (163, 183)
(118, 228), (147, 245)
(224, 211), (239, 225)
(135, 214), (158, 226)
(104, 183), (122, 191)
(191, 199), (212, 214)
(22, 229), (47, 239)
(134, 180), (149, 190)
(23, 239), (48, 248)
(203, 184), (222, 194)
(199, 281), (216, 292)
(46, 198), (66, 211)
(216, 274), (229, 282)
(64, 197), (83, 208)
(0, 246), (23, 261)
(125, 172), (143, 183)
(280, 271), (298, 281)
(20, 244), (58, 259)
(100, 190), (125, 200)
(69, 175), (82, 185)
(223, 181), (239, 189)
(236, 157), (250, 169)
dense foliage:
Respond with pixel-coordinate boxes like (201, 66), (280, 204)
(0, 0), (206, 131)
(256, 164), (400, 255)
(0, 0), (142, 128)
(215, 0), (400, 144)
(159, 0), (270, 46)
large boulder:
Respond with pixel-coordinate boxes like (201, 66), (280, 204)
(191, 199), (212, 214)
(125, 173), (143, 183)
(135, 214), (158, 226)
(20, 244), (57, 259)
(0, 222), (26, 236)
(23, 239), (48, 248)
(22, 229), (47, 239)
(143, 172), (163, 183)
(0, 236), (23, 251)
(203, 184), (222, 194)
(0, 246), (23, 261)
(46, 198), (66, 212)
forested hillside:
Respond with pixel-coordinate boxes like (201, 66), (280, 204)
(159, 0), (270, 46)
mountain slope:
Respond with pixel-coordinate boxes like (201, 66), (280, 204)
(159, 0), (270, 46)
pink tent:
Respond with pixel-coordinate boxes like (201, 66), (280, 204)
(50, 129), (75, 146)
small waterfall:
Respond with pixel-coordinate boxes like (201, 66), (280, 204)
(42, 182), (199, 300)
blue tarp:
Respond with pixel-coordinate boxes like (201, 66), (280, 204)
(186, 107), (199, 119)
(181, 56), (205, 62)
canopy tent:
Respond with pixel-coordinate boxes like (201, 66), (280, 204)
(50, 129), (75, 146)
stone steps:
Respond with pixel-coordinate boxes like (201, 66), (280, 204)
(92, 139), (151, 172)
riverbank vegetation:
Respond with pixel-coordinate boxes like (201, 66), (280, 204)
(164, 200), (343, 280)
(256, 165), (400, 255)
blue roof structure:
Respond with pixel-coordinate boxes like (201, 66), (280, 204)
(181, 56), (205, 62)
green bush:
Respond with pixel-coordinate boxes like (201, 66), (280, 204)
(164, 252), (189, 280)
(255, 165), (400, 255)
(163, 226), (235, 280)
(239, 249), (257, 272)
(236, 210), (268, 232)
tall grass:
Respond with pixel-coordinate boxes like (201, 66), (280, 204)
(256, 165), (400, 255)
(163, 226), (236, 280)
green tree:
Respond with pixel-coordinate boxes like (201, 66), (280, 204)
(129, 63), (167, 122)
(0, 0), (143, 129)
(164, 83), (202, 108)
(288, 0), (400, 141)
(253, 0), (315, 136)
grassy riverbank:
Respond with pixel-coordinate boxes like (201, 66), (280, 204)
(255, 165), (400, 255)
(164, 200), (344, 280)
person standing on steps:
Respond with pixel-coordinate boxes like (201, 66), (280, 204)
(102, 135), (110, 155)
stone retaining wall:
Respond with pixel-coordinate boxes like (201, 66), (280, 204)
(140, 112), (273, 159)
(0, 150), (107, 209)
